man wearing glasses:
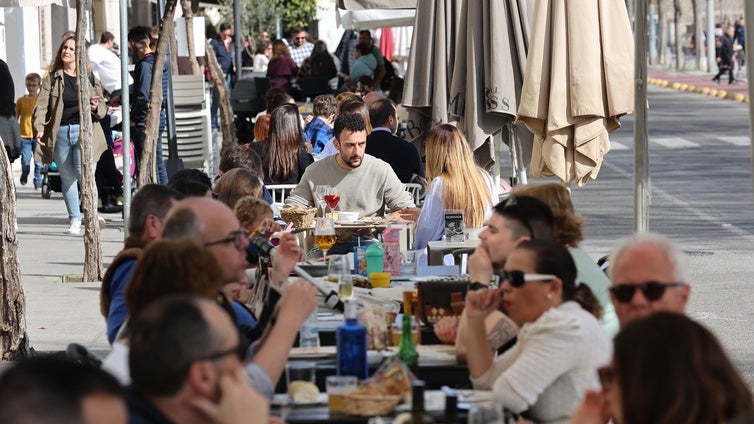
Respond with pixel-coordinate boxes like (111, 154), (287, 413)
(289, 26), (314, 67)
(127, 295), (269, 424)
(439, 196), (555, 359)
(608, 233), (690, 326)
(162, 197), (317, 400)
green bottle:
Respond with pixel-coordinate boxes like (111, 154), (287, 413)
(397, 314), (419, 368)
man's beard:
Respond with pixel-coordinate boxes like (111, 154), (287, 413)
(343, 154), (362, 168)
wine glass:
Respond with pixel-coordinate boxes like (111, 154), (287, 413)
(314, 185), (330, 217)
(324, 187), (341, 218)
(314, 217), (336, 259)
(328, 255), (353, 300)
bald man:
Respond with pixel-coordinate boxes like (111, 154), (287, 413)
(609, 233), (691, 326)
(162, 197), (317, 400)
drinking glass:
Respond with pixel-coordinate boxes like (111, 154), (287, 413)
(314, 185), (330, 217)
(314, 217), (336, 258)
(324, 187), (341, 218)
(329, 254), (353, 300)
(467, 401), (504, 424)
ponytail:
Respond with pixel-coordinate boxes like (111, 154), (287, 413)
(566, 282), (602, 319)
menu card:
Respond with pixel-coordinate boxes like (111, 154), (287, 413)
(444, 209), (465, 242)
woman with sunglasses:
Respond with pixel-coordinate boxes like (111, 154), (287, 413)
(571, 312), (753, 424)
(464, 239), (610, 423)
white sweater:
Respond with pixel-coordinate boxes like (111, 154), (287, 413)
(471, 301), (611, 424)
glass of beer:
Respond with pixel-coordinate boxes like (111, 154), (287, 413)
(326, 375), (357, 412)
(314, 217), (336, 258)
(329, 254), (353, 300)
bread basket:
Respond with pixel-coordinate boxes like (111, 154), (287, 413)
(280, 207), (317, 229)
(342, 392), (402, 416)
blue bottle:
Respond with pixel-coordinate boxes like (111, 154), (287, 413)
(336, 300), (369, 380)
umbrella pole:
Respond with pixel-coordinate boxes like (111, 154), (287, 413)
(120, 0), (131, 238)
(507, 124), (527, 186)
(746, 2), (754, 198)
(633, 0), (650, 233)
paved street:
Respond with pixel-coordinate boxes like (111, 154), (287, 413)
(568, 84), (754, 386)
(7, 81), (754, 387)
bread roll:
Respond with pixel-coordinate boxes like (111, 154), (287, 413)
(288, 381), (319, 404)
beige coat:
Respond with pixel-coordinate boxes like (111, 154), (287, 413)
(32, 69), (108, 164)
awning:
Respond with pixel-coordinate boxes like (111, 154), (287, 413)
(336, 0), (416, 29)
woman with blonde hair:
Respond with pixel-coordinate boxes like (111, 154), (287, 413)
(414, 124), (496, 252)
(511, 182), (618, 335)
(33, 35), (108, 234)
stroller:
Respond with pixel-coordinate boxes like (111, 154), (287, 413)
(40, 162), (61, 199)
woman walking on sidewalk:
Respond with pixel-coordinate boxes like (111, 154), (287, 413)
(33, 35), (108, 234)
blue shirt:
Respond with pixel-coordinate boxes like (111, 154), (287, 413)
(106, 259), (137, 344)
(304, 117), (334, 154)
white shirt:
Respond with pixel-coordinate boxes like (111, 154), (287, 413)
(88, 43), (133, 94)
(253, 54), (269, 73)
(471, 301), (612, 424)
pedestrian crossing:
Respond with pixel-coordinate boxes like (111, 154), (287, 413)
(607, 135), (751, 151)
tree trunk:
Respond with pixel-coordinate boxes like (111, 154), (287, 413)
(180, 0), (201, 75)
(76, 0), (104, 282)
(170, 31), (179, 76)
(205, 40), (236, 157)
(659, 0), (668, 65)
(138, 0), (178, 187)
(694, 0), (704, 70)
(0, 139), (31, 360)
(674, 0), (683, 70)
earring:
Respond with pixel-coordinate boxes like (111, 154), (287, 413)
(546, 293), (552, 300)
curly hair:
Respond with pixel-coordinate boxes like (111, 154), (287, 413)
(511, 182), (584, 247)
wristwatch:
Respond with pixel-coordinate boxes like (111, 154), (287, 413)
(469, 281), (489, 291)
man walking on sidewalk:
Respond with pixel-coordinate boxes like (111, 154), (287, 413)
(713, 25), (737, 85)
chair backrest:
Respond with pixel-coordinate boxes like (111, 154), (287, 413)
(299, 76), (333, 99)
(266, 184), (298, 208)
(254, 77), (271, 102)
(171, 74), (205, 110)
(403, 183), (423, 206)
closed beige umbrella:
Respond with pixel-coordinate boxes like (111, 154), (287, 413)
(518, 0), (633, 186)
(403, 0), (534, 172)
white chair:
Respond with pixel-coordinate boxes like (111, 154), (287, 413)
(403, 183), (423, 206)
(266, 184), (297, 208)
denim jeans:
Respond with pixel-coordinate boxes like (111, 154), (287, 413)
(54, 124), (82, 221)
(20, 137), (42, 187)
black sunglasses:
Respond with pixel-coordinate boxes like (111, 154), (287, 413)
(498, 269), (557, 288)
(500, 196), (535, 238)
(609, 281), (685, 303)
(597, 365), (615, 389)
(205, 230), (245, 250)
(196, 343), (246, 363)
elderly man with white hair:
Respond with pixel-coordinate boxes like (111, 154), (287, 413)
(608, 232), (691, 326)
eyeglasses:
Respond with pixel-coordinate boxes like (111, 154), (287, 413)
(498, 269), (557, 288)
(205, 230), (245, 250)
(597, 365), (615, 389)
(195, 343), (245, 363)
(609, 281), (685, 303)
(500, 196), (535, 238)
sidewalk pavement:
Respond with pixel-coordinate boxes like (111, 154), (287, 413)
(10, 161), (123, 357)
(648, 67), (749, 102)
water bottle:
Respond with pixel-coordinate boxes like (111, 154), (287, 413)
(299, 310), (320, 348)
(366, 242), (385, 276)
(336, 300), (368, 379)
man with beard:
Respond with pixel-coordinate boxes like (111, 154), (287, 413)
(285, 113), (415, 254)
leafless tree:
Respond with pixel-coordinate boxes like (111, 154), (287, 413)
(205, 40), (235, 157)
(0, 140), (31, 360)
(181, 0), (201, 75)
(137, 0), (178, 187)
(675, 0), (684, 69)
(76, 0), (104, 281)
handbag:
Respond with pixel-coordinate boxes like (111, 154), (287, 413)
(414, 279), (469, 325)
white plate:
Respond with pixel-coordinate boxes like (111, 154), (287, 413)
(457, 390), (494, 403)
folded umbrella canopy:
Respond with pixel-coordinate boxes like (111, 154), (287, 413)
(517, 0), (634, 186)
(403, 0), (533, 171)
